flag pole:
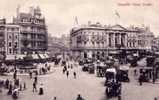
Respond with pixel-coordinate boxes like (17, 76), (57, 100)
(115, 10), (120, 25)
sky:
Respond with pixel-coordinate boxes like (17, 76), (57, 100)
(0, 0), (159, 37)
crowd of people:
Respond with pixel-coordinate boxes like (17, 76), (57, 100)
(0, 62), (53, 99)
(61, 60), (77, 79)
(0, 75), (26, 99)
(0, 56), (87, 100)
(2, 53), (159, 100)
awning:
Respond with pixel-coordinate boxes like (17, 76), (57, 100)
(155, 52), (159, 55)
(16, 55), (25, 60)
(39, 54), (46, 59)
(5, 55), (16, 60)
(44, 54), (50, 58)
(32, 54), (39, 59)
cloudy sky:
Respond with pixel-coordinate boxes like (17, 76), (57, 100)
(0, 0), (159, 37)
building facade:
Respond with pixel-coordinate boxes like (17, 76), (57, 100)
(13, 6), (48, 54)
(4, 24), (20, 55)
(152, 37), (159, 52)
(70, 22), (154, 59)
(0, 19), (6, 61)
(47, 34), (70, 58)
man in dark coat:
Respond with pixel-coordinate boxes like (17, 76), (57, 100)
(73, 72), (76, 79)
(139, 74), (143, 86)
(76, 94), (84, 100)
(66, 71), (69, 78)
(33, 82), (37, 92)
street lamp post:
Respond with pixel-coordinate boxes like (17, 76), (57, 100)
(13, 45), (17, 70)
(13, 45), (17, 80)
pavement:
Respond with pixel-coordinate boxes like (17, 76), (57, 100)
(0, 64), (106, 100)
(0, 63), (159, 100)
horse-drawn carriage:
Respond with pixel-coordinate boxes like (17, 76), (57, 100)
(104, 68), (122, 98)
(96, 61), (107, 77)
(117, 65), (130, 82)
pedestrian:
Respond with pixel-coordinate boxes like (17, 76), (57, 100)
(154, 97), (157, 100)
(138, 74), (143, 86)
(71, 64), (73, 69)
(66, 71), (69, 78)
(13, 72), (17, 80)
(14, 79), (19, 87)
(19, 84), (22, 91)
(63, 68), (65, 74)
(118, 95), (121, 100)
(39, 83), (44, 95)
(5, 79), (9, 89)
(33, 82), (37, 92)
(53, 97), (57, 100)
(23, 82), (26, 90)
(7, 83), (13, 95)
(47, 65), (51, 71)
(76, 94), (84, 100)
(34, 76), (38, 84)
(0, 80), (3, 93)
(64, 65), (67, 71)
(152, 71), (156, 84)
(134, 69), (137, 76)
(35, 70), (38, 76)
(29, 71), (32, 79)
(68, 65), (70, 69)
(73, 72), (76, 79)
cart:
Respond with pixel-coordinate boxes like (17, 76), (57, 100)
(116, 65), (130, 82)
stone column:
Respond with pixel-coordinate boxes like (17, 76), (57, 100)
(112, 33), (115, 47)
(119, 33), (121, 45)
(106, 32), (109, 47)
(124, 33), (128, 49)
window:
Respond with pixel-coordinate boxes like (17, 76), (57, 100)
(15, 35), (18, 39)
(16, 28), (19, 31)
(9, 42), (11, 47)
(9, 48), (12, 54)
(15, 42), (18, 48)
(92, 41), (94, 44)
(11, 28), (14, 31)
(15, 50), (18, 54)
(9, 35), (12, 39)
(108, 34), (112, 47)
(7, 28), (10, 31)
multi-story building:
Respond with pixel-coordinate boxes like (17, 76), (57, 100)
(152, 37), (159, 52)
(61, 34), (70, 49)
(13, 6), (48, 54)
(0, 6), (48, 61)
(0, 19), (21, 60)
(4, 24), (20, 55)
(0, 19), (6, 61)
(127, 26), (154, 52)
(70, 22), (155, 59)
(48, 34), (70, 57)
